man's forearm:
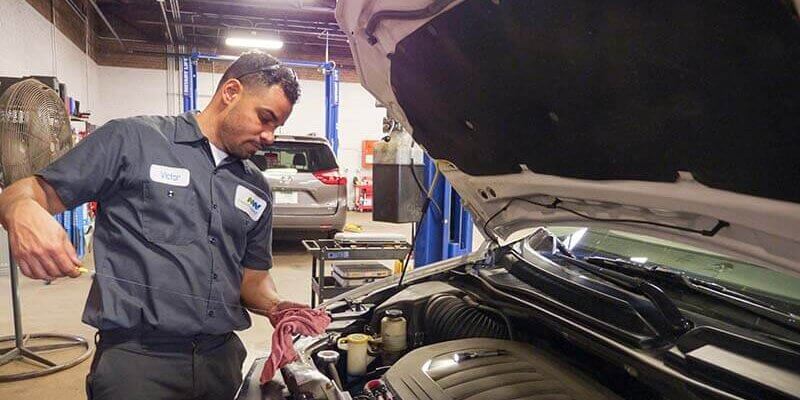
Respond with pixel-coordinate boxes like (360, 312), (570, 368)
(240, 268), (282, 317)
(0, 177), (65, 226)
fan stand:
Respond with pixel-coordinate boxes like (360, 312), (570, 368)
(0, 238), (92, 382)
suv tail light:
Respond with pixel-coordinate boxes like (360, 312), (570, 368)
(313, 169), (347, 185)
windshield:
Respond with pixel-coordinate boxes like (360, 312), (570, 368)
(251, 141), (337, 173)
(548, 226), (800, 312)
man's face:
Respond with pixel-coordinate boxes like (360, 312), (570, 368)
(219, 83), (293, 159)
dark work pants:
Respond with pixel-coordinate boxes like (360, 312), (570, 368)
(86, 329), (247, 400)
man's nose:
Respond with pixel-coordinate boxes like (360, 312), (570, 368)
(260, 129), (275, 146)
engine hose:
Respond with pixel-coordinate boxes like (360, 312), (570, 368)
(424, 294), (510, 343)
(464, 297), (515, 341)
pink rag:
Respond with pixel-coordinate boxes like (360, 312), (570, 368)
(260, 308), (331, 384)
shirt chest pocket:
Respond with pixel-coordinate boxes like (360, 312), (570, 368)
(226, 212), (252, 257)
(139, 182), (201, 245)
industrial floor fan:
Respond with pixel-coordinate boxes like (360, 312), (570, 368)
(0, 79), (91, 381)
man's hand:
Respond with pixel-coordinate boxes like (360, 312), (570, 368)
(268, 300), (311, 327)
(6, 200), (81, 280)
(0, 177), (78, 281)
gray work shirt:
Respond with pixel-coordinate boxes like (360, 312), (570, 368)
(38, 112), (273, 335)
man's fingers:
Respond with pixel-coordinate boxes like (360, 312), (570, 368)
(64, 239), (82, 266)
(277, 301), (310, 311)
(17, 259), (32, 278)
(60, 239), (82, 278)
(54, 247), (81, 278)
(24, 257), (48, 280)
(35, 250), (64, 279)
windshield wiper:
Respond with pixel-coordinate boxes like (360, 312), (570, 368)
(584, 256), (800, 333)
(545, 249), (694, 337)
(517, 229), (694, 337)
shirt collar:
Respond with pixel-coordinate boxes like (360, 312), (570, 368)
(175, 111), (206, 143)
(208, 141), (229, 166)
(176, 111), (253, 174)
(241, 160), (254, 175)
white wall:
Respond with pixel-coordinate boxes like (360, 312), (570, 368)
(93, 66), (173, 126)
(336, 82), (386, 180)
(0, 0), (98, 117)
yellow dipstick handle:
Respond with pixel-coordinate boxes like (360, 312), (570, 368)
(75, 266), (90, 274)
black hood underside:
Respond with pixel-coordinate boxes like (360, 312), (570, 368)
(390, 0), (800, 203)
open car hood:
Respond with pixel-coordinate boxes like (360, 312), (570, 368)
(336, 0), (800, 276)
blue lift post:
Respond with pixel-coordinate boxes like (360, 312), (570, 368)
(323, 62), (339, 155)
(181, 56), (197, 112)
(183, 54), (339, 157)
(414, 154), (473, 267)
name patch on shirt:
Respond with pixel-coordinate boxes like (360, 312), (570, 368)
(235, 185), (267, 221)
(149, 164), (191, 187)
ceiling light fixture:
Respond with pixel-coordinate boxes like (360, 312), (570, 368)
(225, 34), (283, 50)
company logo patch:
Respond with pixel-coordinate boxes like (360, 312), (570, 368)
(149, 164), (190, 187)
(246, 196), (263, 211)
(235, 185), (267, 221)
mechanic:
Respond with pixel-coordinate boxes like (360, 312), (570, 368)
(0, 51), (307, 399)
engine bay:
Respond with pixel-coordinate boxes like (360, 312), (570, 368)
(239, 277), (656, 400)
(238, 235), (800, 400)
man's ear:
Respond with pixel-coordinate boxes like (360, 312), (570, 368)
(221, 79), (243, 106)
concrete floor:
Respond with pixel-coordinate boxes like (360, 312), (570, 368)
(0, 212), (431, 399)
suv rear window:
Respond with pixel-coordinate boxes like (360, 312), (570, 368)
(251, 141), (337, 173)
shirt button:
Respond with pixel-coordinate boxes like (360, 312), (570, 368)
(212, 203), (218, 210)
(212, 273), (219, 280)
(212, 170), (218, 175)
(208, 236), (216, 244)
(208, 310), (215, 317)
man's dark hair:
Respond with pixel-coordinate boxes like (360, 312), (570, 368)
(217, 51), (300, 104)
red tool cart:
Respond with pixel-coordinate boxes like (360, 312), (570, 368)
(353, 176), (372, 212)
(353, 176), (373, 212)
(354, 140), (377, 212)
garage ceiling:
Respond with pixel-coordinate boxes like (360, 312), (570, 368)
(92, 0), (353, 66)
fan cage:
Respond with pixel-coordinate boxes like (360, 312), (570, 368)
(0, 79), (73, 187)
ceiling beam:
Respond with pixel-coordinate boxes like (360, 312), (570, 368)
(177, 0), (335, 14)
(160, 11), (342, 32)
(134, 19), (347, 41)
(95, 35), (355, 68)
(157, 0), (175, 44)
(89, 0), (126, 49)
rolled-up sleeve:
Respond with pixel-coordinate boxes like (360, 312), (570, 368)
(36, 119), (131, 209)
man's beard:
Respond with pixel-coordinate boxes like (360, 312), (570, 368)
(222, 136), (255, 160)
(219, 116), (254, 159)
